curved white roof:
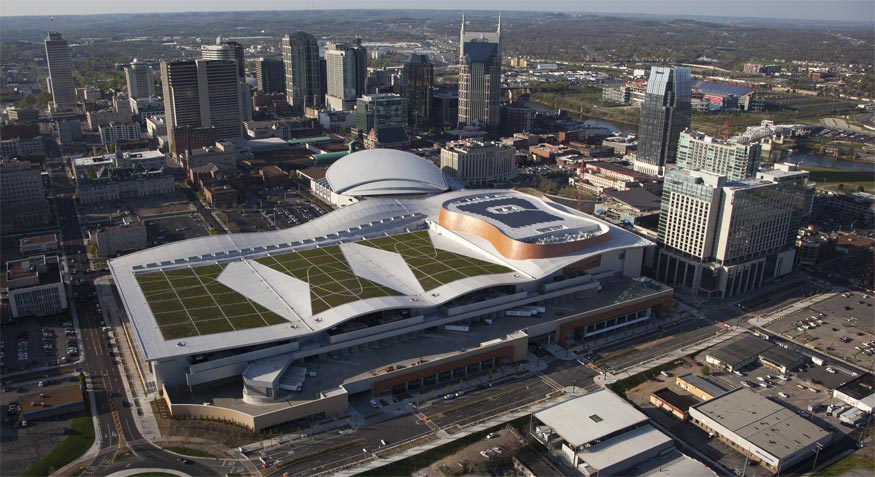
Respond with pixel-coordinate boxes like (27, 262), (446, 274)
(325, 149), (449, 196)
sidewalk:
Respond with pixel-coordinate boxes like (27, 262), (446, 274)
(94, 276), (161, 441)
(594, 327), (747, 386)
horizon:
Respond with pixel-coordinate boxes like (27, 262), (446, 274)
(1, 1), (873, 23)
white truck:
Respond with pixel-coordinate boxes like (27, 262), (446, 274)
(445, 324), (470, 332)
(811, 356), (826, 366)
(520, 306), (546, 315)
(840, 408), (866, 427)
(505, 309), (534, 317)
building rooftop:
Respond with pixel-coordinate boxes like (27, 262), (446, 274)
(706, 334), (773, 368)
(691, 388), (833, 461)
(19, 384), (84, 420)
(835, 373), (875, 400)
(694, 81), (754, 98)
(535, 389), (649, 449)
(677, 373), (728, 398)
(3, 255), (62, 289)
(578, 424), (672, 473)
(759, 346), (806, 368)
(109, 189), (653, 361)
(652, 388), (698, 411)
(20, 234), (58, 247)
(325, 149), (448, 197)
(605, 189), (662, 212)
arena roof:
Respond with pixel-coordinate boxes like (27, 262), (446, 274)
(108, 190), (652, 361)
(325, 149), (449, 197)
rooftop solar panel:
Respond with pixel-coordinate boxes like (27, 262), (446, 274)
(456, 197), (561, 228)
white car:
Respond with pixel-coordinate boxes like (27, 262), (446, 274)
(778, 392), (790, 398)
(369, 399), (380, 409)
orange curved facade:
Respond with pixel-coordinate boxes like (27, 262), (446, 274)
(437, 207), (611, 260)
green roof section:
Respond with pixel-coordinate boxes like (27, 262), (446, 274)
(255, 245), (403, 315)
(287, 136), (332, 145)
(136, 264), (288, 340)
(358, 231), (512, 291)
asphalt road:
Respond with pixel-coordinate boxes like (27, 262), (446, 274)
(54, 196), (233, 476)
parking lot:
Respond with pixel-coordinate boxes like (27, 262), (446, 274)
(628, 349), (865, 476)
(0, 315), (81, 375)
(763, 291), (875, 370)
(146, 214), (212, 245)
(221, 210), (276, 233)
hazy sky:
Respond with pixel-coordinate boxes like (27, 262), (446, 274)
(1, 0), (873, 22)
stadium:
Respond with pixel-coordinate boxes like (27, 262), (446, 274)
(109, 149), (672, 431)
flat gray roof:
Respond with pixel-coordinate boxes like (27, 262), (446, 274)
(578, 424), (672, 472)
(535, 389), (648, 449)
(759, 346), (806, 368)
(691, 388), (832, 460)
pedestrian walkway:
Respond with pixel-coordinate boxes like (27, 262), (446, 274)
(94, 276), (162, 441)
(594, 327), (747, 386)
(748, 292), (837, 329)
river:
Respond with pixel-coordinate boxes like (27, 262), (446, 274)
(790, 152), (875, 172)
(521, 100), (874, 173)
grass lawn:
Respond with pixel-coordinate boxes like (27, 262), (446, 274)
(162, 445), (218, 458)
(801, 166), (875, 193)
(22, 409), (94, 477)
(814, 454), (875, 477)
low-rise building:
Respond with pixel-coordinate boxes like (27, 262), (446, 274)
(2, 255), (67, 318)
(0, 124), (44, 159)
(19, 384), (85, 421)
(689, 388), (833, 473)
(72, 150), (166, 182)
(87, 109), (131, 130)
(533, 389), (679, 476)
(77, 168), (175, 205)
(99, 122), (142, 145)
(204, 183), (238, 209)
(580, 161), (662, 196)
(650, 387), (698, 420)
(20, 234), (59, 256)
(759, 347), (807, 374)
(676, 373), (729, 401)
(795, 229), (837, 266)
(602, 136), (637, 156)
(364, 126), (410, 150)
(94, 221), (148, 258)
(0, 159), (51, 232)
(705, 334), (774, 372)
(832, 373), (875, 413)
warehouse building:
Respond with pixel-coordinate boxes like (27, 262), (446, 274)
(705, 334), (773, 372)
(832, 373), (875, 413)
(650, 388), (698, 420)
(689, 388), (833, 473)
(676, 373), (729, 401)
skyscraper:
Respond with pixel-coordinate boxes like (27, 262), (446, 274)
(458, 16), (501, 131)
(256, 57), (285, 94)
(282, 32), (322, 112)
(402, 54), (434, 128)
(161, 60), (243, 154)
(324, 40), (367, 112)
(634, 66), (692, 176)
(44, 32), (76, 110)
(655, 164), (811, 299)
(125, 59), (155, 100)
(676, 129), (760, 181)
(202, 40), (246, 77)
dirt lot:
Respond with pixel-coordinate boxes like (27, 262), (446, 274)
(0, 396), (73, 477)
(414, 428), (525, 477)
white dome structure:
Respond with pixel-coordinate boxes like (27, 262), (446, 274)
(325, 149), (449, 197)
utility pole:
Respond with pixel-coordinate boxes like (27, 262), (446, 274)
(812, 442), (824, 471)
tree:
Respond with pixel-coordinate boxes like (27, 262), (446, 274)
(701, 365), (710, 376)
